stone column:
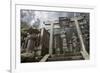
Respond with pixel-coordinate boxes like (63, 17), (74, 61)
(49, 22), (54, 55)
(71, 16), (89, 59)
(26, 34), (35, 53)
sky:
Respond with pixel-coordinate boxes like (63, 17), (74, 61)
(20, 10), (79, 28)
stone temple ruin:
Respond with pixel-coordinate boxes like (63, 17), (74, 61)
(21, 13), (89, 62)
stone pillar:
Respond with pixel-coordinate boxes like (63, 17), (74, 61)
(71, 16), (89, 59)
(39, 28), (44, 56)
(49, 22), (54, 55)
(26, 34), (35, 53)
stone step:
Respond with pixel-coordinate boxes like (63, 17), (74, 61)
(47, 52), (84, 61)
(47, 55), (83, 61)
